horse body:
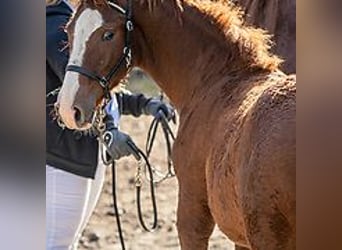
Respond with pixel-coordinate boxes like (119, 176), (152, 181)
(57, 0), (296, 248)
(171, 67), (295, 249)
(132, 5), (296, 247)
(206, 72), (296, 248)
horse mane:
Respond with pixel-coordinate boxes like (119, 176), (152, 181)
(86, 0), (184, 25)
(187, 0), (282, 71)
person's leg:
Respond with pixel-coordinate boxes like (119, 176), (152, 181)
(70, 157), (108, 248)
(46, 165), (92, 250)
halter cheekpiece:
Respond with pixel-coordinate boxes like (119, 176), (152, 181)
(66, 0), (134, 101)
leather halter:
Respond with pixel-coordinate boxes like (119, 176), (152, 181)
(66, 0), (133, 100)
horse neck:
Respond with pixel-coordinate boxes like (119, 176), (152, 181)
(130, 0), (248, 110)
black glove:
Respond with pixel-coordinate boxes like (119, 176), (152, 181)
(102, 128), (140, 160)
(143, 98), (175, 121)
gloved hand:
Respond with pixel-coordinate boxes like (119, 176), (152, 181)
(143, 98), (175, 121)
(102, 128), (140, 160)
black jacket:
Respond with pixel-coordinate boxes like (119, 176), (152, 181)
(46, 1), (150, 178)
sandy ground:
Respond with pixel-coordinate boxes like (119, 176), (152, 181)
(78, 115), (235, 250)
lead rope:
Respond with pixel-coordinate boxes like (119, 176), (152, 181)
(145, 109), (176, 183)
(99, 133), (159, 249)
(95, 100), (128, 250)
(135, 97), (176, 231)
(98, 106), (175, 249)
(111, 160), (126, 249)
(133, 146), (159, 232)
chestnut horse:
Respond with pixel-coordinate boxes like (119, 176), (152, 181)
(232, 0), (296, 74)
(57, 0), (296, 249)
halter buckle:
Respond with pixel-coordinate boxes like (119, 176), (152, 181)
(99, 77), (109, 88)
(126, 20), (134, 31)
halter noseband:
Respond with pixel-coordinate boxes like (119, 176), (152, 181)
(66, 0), (133, 100)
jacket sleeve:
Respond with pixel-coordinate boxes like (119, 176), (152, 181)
(46, 14), (70, 82)
(115, 92), (151, 117)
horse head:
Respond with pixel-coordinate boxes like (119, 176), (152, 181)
(57, 0), (133, 130)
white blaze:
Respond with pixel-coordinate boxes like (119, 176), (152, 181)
(58, 8), (103, 129)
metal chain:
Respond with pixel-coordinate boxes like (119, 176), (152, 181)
(135, 159), (143, 187)
(93, 99), (109, 134)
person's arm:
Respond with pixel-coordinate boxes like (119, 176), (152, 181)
(115, 92), (150, 117)
(115, 92), (175, 120)
(104, 98), (120, 130)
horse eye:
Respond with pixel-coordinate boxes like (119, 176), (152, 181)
(102, 31), (114, 41)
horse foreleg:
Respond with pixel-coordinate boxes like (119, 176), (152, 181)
(176, 185), (215, 250)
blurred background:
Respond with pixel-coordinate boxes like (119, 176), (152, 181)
(1, 0), (342, 249)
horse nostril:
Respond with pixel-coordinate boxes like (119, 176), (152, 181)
(73, 106), (84, 125)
